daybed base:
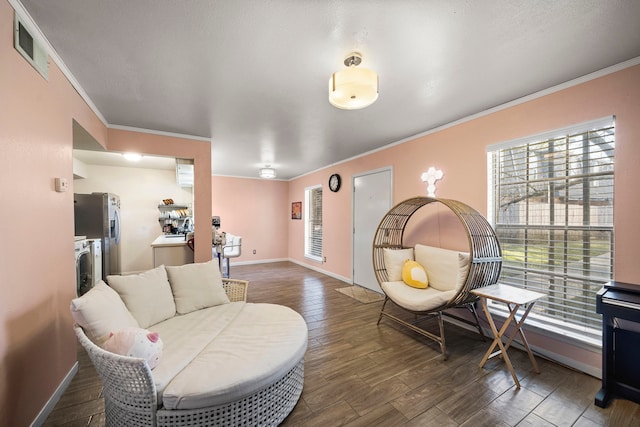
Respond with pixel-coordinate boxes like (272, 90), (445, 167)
(73, 277), (304, 427)
(75, 324), (304, 427)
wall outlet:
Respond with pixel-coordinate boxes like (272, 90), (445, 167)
(253, 249), (256, 254)
(323, 256), (326, 263)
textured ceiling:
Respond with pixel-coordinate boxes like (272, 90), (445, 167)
(19, 0), (640, 179)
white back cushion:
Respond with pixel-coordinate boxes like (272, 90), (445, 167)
(166, 259), (230, 314)
(383, 248), (414, 281)
(414, 244), (470, 292)
(108, 265), (176, 328)
(70, 280), (139, 345)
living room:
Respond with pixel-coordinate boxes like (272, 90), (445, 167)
(2, 1), (640, 425)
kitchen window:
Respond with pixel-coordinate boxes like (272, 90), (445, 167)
(487, 117), (615, 343)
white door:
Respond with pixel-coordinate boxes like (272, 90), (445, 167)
(352, 168), (392, 293)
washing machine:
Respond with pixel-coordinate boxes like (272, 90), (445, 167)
(74, 236), (91, 296)
(87, 239), (102, 285)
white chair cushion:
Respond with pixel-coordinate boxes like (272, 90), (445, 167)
(383, 248), (414, 281)
(70, 280), (140, 345)
(381, 281), (457, 312)
(166, 259), (230, 314)
(223, 234), (241, 257)
(414, 244), (470, 292)
(108, 265), (176, 328)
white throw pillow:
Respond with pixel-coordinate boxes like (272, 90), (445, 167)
(165, 259), (230, 314)
(108, 265), (176, 328)
(70, 280), (139, 345)
(414, 244), (470, 292)
(383, 248), (414, 281)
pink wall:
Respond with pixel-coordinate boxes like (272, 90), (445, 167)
(211, 176), (289, 263)
(287, 170), (354, 278)
(0, 2), (106, 424)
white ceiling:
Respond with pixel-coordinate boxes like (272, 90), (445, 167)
(19, 0), (640, 180)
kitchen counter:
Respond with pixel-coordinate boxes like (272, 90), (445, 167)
(151, 234), (193, 267)
(151, 234), (188, 247)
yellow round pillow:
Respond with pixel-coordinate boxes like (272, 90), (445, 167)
(402, 260), (428, 289)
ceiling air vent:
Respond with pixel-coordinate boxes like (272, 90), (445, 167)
(14, 12), (49, 80)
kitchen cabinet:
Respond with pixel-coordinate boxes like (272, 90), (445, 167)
(151, 235), (194, 267)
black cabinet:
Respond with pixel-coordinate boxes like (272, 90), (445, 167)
(595, 281), (640, 407)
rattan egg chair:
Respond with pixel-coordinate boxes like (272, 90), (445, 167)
(373, 197), (502, 358)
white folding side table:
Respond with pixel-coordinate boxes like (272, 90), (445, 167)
(471, 284), (546, 388)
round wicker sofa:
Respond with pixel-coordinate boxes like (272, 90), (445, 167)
(71, 263), (307, 427)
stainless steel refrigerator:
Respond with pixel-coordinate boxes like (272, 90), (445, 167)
(74, 193), (121, 279)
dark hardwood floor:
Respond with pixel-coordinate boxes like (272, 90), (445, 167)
(44, 262), (640, 426)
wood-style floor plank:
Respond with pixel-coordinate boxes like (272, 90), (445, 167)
(44, 261), (640, 426)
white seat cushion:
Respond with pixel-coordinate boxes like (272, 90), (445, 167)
(150, 302), (247, 402)
(381, 281), (456, 312)
(159, 303), (308, 410)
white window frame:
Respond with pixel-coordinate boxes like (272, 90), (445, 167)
(487, 116), (615, 345)
(304, 184), (323, 262)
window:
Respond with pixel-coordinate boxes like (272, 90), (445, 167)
(488, 117), (614, 342)
(305, 185), (323, 261)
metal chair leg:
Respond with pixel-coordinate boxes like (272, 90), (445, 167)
(377, 297), (389, 325)
(468, 302), (486, 340)
(437, 312), (447, 359)
(223, 257), (230, 278)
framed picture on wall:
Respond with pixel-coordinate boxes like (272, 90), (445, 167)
(291, 202), (302, 220)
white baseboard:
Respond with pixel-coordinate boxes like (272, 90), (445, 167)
(31, 361), (78, 427)
(231, 258), (289, 266)
(286, 258), (351, 284)
(231, 258), (352, 284)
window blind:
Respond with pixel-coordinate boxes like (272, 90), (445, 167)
(488, 118), (614, 341)
(305, 186), (323, 260)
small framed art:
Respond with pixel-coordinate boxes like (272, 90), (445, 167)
(291, 202), (302, 219)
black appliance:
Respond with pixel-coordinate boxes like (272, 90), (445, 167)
(595, 281), (640, 407)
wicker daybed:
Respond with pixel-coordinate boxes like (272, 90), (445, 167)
(373, 197), (502, 358)
(71, 261), (307, 426)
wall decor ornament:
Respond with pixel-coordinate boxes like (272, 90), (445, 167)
(421, 167), (444, 197)
(291, 202), (302, 220)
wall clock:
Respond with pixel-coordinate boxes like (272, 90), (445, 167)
(329, 173), (342, 192)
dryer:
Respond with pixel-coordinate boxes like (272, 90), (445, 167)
(88, 239), (102, 285)
(74, 236), (91, 296)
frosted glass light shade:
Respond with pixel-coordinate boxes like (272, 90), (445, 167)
(329, 67), (379, 110)
(259, 167), (276, 179)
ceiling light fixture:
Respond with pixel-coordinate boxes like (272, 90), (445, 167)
(123, 152), (142, 162)
(259, 166), (276, 179)
(329, 52), (379, 110)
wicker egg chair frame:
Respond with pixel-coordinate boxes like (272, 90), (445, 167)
(373, 197), (502, 358)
